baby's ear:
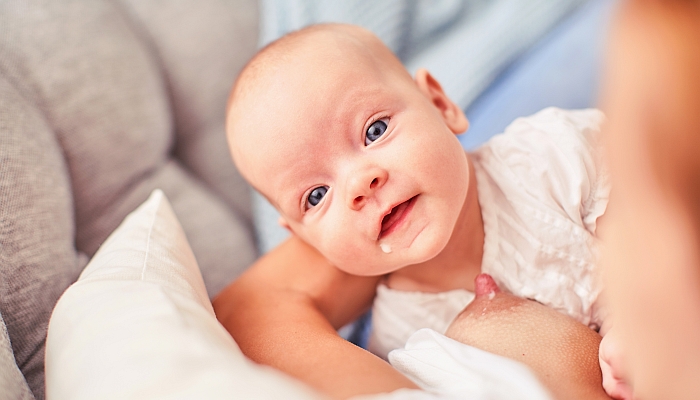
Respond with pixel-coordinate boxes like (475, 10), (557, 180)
(278, 216), (291, 231)
(414, 68), (469, 135)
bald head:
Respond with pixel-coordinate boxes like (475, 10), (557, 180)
(223, 22), (470, 273)
(228, 24), (409, 115)
(226, 24), (416, 193)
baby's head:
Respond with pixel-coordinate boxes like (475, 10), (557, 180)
(227, 24), (470, 276)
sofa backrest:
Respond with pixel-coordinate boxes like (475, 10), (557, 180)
(0, 1), (259, 398)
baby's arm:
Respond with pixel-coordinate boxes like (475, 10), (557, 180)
(212, 235), (418, 399)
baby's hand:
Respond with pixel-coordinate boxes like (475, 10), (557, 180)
(599, 326), (634, 399)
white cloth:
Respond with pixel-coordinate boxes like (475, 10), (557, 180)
(369, 108), (609, 360)
(353, 329), (552, 400)
(46, 191), (320, 400)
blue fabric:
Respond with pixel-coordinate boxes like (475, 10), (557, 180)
(460, 0), (619, 149)
(260, 0), (586, 111)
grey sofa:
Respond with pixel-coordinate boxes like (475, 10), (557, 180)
(0, 1), (260, 398)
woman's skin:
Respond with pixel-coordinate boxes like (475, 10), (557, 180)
(446, 274), (612, 400)
(599, 1), (700, 399)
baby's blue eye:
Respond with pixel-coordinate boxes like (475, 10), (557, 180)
(365, 119), (388, 145)
(306, 186), (328, 208)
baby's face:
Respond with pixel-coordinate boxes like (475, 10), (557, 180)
(228, 31), (469, 276)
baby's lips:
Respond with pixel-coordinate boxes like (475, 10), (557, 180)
(474, 273), (500, 297)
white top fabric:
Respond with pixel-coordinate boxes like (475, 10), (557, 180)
(369, 107), (609, 360)
(390, 329), (552, 400)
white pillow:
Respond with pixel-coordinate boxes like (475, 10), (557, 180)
(46, 189), (321, 400)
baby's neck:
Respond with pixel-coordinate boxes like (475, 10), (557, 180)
(386, 154), (484, 293)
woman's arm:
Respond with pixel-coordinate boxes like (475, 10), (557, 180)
(212, 235), (418, 399)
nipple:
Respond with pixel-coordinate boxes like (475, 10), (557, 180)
(474, 273), (500, 298)
(380, 243), (392, 254)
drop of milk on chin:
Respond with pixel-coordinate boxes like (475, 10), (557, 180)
(380, 243), (392, 254)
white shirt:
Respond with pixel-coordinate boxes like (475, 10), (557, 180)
(368, 107), (609, 360)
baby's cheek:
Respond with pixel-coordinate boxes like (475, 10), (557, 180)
(316, 231), (379, 276)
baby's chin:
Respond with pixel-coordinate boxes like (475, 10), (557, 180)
(333, 256), (406, 277)
(332, 236), (448, 277)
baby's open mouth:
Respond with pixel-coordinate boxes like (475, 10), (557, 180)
(379, 195), (418, 239)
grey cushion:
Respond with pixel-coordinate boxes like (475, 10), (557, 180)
(0, 311), (35, 400)
(0, 0), (258, 398)
(0, 73), (84, 400)
(118, 0), (258, 228)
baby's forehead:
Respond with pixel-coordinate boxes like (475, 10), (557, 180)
(230, 38), (394, 145)
(233, 24), (409, 101)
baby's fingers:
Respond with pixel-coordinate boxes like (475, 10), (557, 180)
(599, 333), (634, 400)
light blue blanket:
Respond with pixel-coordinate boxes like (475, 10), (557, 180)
(260, 0), (586, 111)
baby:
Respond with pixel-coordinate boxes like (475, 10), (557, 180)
(217, 23), (613, 399)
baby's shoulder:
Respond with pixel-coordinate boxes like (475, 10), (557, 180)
(481, 107), (605, 161)
(473, 107), (606, 182)
(472, 107), (609, 233)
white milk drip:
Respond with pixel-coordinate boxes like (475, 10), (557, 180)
(380, 243), (392, 254)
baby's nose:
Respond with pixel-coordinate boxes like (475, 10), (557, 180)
(350, 177), (378, 209)
(346, 167), (387, 210)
